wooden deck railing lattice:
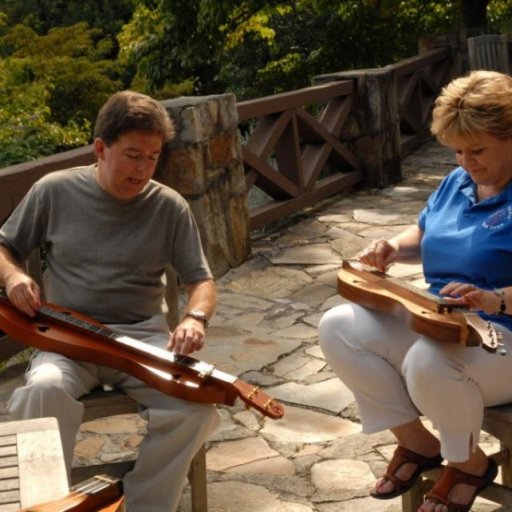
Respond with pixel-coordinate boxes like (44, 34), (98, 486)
(238, 81), (363, 231)
(393, 47), (452, 154)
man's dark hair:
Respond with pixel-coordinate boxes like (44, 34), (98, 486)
(94, 91), (175, 146)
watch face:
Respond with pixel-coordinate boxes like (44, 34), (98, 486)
(189, 309), (207, 320)
(186, 310), (208, 326)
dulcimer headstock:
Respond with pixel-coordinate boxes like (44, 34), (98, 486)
(233, 380), (284, 419)
(437, 301), (504, 354)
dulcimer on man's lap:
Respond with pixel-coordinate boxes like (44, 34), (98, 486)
(337, 260), (503, 354)
(0, 290), (284, 420)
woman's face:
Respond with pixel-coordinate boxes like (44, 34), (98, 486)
(453, 132), (512, 192)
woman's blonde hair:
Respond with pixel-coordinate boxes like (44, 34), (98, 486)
(431, 70), (512, 146)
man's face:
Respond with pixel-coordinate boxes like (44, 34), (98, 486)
(94, 130), (163, 200)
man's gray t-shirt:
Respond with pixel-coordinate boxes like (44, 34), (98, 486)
(0, 165), (212, 324)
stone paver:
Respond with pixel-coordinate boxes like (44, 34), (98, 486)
(0, 140), (503, 511)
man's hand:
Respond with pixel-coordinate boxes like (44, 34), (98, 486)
(5, 274), (41, 317)
(168, 317), (206, 355)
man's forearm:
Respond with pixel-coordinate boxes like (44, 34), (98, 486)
(183, 279), (217, 320)
(0, 245), (26, 286)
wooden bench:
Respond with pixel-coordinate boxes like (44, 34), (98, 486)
(468, 34), (510, 74)
(0, 417), (68, 510)
(402, 404), (512, 510)
(0, 251), (208, 512)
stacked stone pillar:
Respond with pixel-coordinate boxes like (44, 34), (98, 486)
(153, 94), (250, 327)
(156, 94), (250, 278)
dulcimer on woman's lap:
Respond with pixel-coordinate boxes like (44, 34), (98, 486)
(337, 260), (502, 354)
(0, 290), (284, 419)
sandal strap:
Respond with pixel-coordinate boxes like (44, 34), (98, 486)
(384, 446), (441, 485)
(425, 459), (498, 511)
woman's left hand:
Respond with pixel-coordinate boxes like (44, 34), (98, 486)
(439, 282), (500, 315)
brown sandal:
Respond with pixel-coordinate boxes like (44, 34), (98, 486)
(371, 445), (443, 500)
(424, 458), (498, 511)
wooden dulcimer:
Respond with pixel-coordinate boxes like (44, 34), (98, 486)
(337, 260), (503, 354)
(0, 291), (284, 419)
(19, 475), (124, 512)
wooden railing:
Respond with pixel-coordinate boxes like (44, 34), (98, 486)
(237, 81), (363, 231)
(240, 46), (453, 229)
(1, 44), (456, 236)
(391, 47), (453, 154)
(0, 147), (95, 226)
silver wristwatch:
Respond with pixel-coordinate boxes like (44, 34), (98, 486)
(184, 309), (209, 327)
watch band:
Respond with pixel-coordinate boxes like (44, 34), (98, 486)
(493, 288), (507, 315)
(184, 309), (209, 327)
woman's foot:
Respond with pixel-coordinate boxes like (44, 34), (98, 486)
(372, 419), (442, 498)
(418, 457), (498, 512)
(371, 446), (443, 499)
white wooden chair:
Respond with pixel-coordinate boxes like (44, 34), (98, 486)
(467, 34), (510, 74)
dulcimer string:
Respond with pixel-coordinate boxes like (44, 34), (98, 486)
(345, 259), (472, 314)
(37, 302), (234, 385)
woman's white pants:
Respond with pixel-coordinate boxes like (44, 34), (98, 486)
(318, 303), (512, 462)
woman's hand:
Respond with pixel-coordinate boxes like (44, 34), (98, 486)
(357, 225), (423, 272)
(358, 239), (399, 272)
(439, 282), (502, 315)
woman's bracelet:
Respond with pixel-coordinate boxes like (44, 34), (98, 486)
(493, 288), (507, 315)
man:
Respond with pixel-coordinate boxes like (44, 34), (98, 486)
(0, 90), (220, 511)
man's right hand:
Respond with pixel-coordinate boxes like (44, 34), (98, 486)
(5, 274), (41, 317)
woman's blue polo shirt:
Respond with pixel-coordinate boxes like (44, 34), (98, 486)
(419, 166), (512, 331)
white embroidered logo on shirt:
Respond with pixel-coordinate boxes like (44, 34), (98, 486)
(483, 206), (512, 230)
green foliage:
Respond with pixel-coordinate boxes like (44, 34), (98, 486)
(0, 22), (123, 167)
(488, 0), (512, 33)
(0, 22), (124, 125)
(0, 0), (133, 35)
(118, 0), (226, 94)
(120, 1), (465, 101)
(0, 59), (90, 167)
(0, 0), (134, 56)
(1, 0), (512, 168)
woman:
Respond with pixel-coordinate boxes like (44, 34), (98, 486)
(318, 69), (512, 512)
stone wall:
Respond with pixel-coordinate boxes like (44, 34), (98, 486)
(158, 94), (250, 279)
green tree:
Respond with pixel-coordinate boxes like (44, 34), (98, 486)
(0, 59), (90, 167)
(0, 0), (134, 56)
(0, 22), (123, 127)
(0, 22), (124, 166)
(488, 0), (512, 32)
(119, 1), (464, 100)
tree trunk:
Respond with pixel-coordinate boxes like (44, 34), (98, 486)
(461, 0), (489, 31)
